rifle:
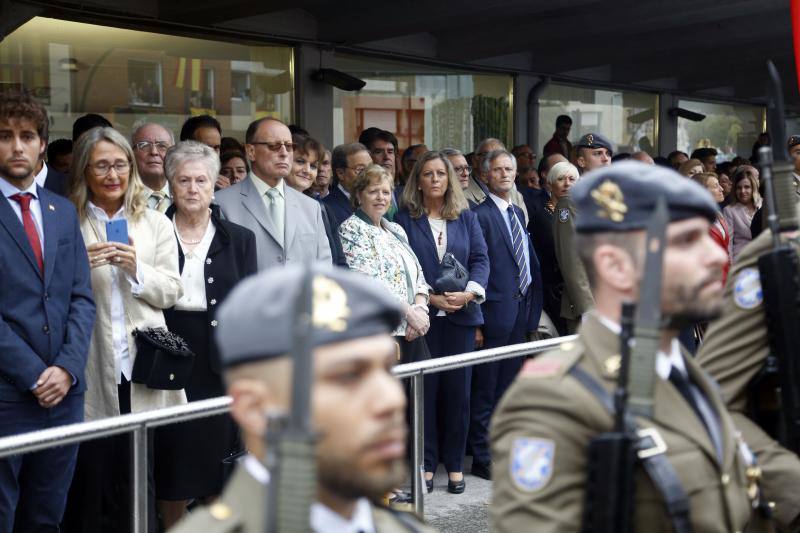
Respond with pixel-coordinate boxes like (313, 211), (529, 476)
(750, 61), (800, 452)
(581, 301), (636, 533)
(263, 266), (317, 532)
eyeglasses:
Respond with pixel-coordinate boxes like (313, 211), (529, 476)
(250, 141), (296, 152)
(346, 166), (367, 174)
(517, 152), (536, 160)
(134, 141), (171, 154)
(453, 165), (472, 174)
(89, 161), (131, 176)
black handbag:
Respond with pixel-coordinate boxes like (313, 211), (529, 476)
(434, 252), (469, 293)
(132, 327), (195, 390)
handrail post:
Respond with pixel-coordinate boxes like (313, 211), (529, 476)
(411, 371), (424, 517)
(131, 424), (148, 533)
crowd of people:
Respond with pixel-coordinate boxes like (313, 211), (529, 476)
(1, 88), (798, 533)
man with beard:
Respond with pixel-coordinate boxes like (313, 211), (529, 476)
(171, 264), (436, 532)
(491, 162), (768, 532)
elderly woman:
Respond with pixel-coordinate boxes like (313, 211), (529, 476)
(723, 166), (762, 261)
(155, 141), (257, 527)
(395, 151), (489, 495)
(64, 126), (183, 532)
(339, 164), (430, 359)
(692, 172), (731, 284)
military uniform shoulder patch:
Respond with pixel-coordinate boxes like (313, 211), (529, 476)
(511, 437), (555, 492)
(558, 208), (570, 223)
(733, 268), (763, 310)
(521, 357), (562, 378)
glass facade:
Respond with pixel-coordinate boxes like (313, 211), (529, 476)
(537, 83), (659, 157)
(332, 54), (513, 152)
(676, 99), (765, 162)
(0, 17), (294, 142)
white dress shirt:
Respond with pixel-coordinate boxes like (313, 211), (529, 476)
(0, 177), (44, 247)
(173, 218), (215, 311)
(33, 163), (48, 189)
(87, 202), (144, 384)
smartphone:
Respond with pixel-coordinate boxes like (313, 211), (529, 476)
(106, 219), (129, 244)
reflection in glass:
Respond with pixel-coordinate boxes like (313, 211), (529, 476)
(0, 17), (294, 142)
(677, 99), (765, 162)
(537, 83), (659, 157)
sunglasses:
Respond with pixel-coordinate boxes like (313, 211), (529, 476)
(250, 141), (297, 152)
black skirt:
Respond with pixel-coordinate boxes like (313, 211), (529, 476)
(154, 310), (241, 500)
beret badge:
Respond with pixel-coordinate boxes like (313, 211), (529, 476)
(591, 180), (628, 222)
(586, 134), (594, 146)
(313, 275), (351, 332)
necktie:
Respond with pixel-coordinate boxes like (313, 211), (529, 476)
(265, 188), (284, 246)
(668, 366), (723, 461)
(10, 193), (43, 274)
(507, 205), (530, 295)
(150, 191), (168, 213)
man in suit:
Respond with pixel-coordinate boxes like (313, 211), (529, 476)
(0, 93), (95, 531)
(215, 117), (331, 270)
(323, 142), (371, 230)
(32, 121), (69, 197)
(132, 122), (175, 213)
(465, 138), (530, 225)
(468, 149), (543, 481)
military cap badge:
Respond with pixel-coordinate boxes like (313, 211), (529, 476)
(313, 275), (351, 332)
(591, 180), (628, 222)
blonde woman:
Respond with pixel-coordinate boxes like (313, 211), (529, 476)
(396, 151), (489, 494)
(722, 167), (762, 261)
(65, 126), (183, 532)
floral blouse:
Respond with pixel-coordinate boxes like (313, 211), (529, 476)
(339, 213), (430, 336)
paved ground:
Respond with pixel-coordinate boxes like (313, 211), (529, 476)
(418, 457), (491, 533)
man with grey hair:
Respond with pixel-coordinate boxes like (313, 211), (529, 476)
(465, 138), (530, 225)
(132, 122), (175, 213)
(323, 142), (372, 230)
(468, 148), (542, 481)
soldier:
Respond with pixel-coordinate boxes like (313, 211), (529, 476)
(697, 201), (800, 529)
(552, 133), (612, 332)
(170, 265), (436, 532)
(491, 161), (768, 532)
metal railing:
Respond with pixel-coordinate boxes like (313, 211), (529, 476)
(0, 335), (576, 531)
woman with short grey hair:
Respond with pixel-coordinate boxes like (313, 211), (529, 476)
(154, 140), (257, 527)
(546, 160), (579, 200)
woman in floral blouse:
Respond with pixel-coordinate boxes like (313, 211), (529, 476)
(338, 164), (431, 363)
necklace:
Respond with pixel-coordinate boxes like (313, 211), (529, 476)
(429, 217), (446, 246)
(173, 217), (208, 246)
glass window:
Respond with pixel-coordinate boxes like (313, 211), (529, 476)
(537, 83), (659, 156)
(332, 54), (513, 152)
(0, 17), (294, 142)
(676, 99), (765, 162)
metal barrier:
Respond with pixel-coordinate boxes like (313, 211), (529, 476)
(0, 335), (576, 531)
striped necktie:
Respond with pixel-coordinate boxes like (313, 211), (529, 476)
(507, 205), (530, 295)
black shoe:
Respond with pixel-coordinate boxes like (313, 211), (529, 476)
(425, 478), (433, 493)
(471, 462), (491, 480)
(447, 478), (466, 494)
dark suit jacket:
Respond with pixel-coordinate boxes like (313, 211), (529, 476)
(0, 186), (95, 400)
(43, 165), (68, 197)
(395, 209), (490, 327)
(164, 208), (257, 374)
(321, 185), (353, 231)
(320, 203), (347, 267)
(473, 198), (543, 337)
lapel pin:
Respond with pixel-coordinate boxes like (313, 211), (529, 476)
(48, 204), (55, 211)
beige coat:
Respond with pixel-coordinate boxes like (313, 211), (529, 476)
(80, 208), (185, 421)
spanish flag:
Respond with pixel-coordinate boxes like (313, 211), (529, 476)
(174, 58), (202, 91)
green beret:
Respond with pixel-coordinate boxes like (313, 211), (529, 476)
(576, 132), (614, 155)
(215, 264), (403, 367)
(571, 161), (718, 233)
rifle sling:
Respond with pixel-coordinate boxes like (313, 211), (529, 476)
(570, 366), (693, 533)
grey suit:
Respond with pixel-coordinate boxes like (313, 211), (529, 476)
(215, 175), (332, 270)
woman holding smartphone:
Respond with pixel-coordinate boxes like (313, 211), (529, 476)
(63, 126), (183, 533)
